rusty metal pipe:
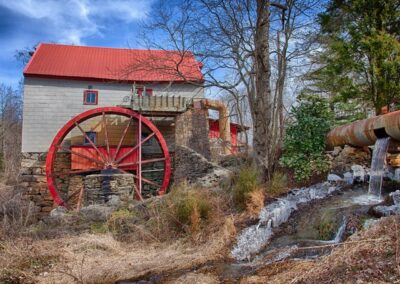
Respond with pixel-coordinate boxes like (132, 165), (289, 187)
(200, 99), (231, 155)
(326, 110), (400, 148)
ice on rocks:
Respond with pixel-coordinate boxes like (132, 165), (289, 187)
(351, 164), (366, 182)
(390, 190), (400, 205)
(231, 226), (272, 262)
(328, 174), (342, 182)
(231, 182), (340, 261)
(372, 205), (400, 216)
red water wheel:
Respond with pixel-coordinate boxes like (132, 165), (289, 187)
(45, 107), (171, 209)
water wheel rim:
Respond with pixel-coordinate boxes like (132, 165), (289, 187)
(45, 106), (171, 207)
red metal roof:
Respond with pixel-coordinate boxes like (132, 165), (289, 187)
(24, 43), (203, 82)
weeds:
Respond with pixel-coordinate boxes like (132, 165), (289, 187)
(246, 189), (265, 218)
(231, 166), (259, 211)
(265, 172), (288, 197)
(0, 185), (37, 239)
(106, 209), (135, 234)
(0, 239), (59, 283)
(164, 184), (212, 238)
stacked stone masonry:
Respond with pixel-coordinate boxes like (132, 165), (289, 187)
(18, 152), (70, 216)
(174, 108), (211, 160)
(84, 173), (134, 205)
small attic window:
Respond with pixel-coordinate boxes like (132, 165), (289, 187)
(137, 88), (153, 97)
(83, 90), (98, 105)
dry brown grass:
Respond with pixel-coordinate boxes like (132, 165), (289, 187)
(0, 238), (60, 283)
(167, 272), (219, 284)
(130, 183), (233, 243)
(0, 183), (238, 283)
(246, 189), (265, 218)
(0, 184), (37, 239)
(0, 215), (236, 284)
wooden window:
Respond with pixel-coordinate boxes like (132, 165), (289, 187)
(84, 131), (97, 144)
(137, 88), (153, 97)
(83, 90), (98, 105)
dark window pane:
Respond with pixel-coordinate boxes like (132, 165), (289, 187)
(84, 91), (98, 104)
(84, 132), (97, 144)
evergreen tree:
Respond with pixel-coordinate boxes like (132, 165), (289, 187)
(308, 0), (400, 115)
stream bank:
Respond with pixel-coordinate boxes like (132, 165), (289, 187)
(120, 180), (400, 283)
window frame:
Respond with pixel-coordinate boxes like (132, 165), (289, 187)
(84, 131), (97, 145)
(83, 90), (99, 105)
(137, 88), (153, 97)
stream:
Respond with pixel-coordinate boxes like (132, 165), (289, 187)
(211, 184), (388, 282)
(121, 138), (393, 283)
(121, 184), (390, 283)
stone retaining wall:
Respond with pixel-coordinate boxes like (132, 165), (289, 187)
(175, 108), (211, 160)
(18, 152), (70, 216)
(84, 173), (134, 205)
(174, 145), (231, 187)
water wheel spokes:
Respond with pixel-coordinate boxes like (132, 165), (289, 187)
(46, 107), (171, 209)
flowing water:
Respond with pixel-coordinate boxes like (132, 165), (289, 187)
(118, 139), (395, 283)
(122, 184), (389, 283)
(369, 137), (390, 197)
(231, 182), (339, 261)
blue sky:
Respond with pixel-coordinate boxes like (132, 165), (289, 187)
(0, 0), (156, 87)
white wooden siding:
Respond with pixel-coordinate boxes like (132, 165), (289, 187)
(22, 77), (204, 152)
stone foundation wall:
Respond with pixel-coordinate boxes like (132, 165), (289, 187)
(84, 174), (134, 205)
(209, 138), (225, 161)
(175, 108), (211, 160)
(18, 152), (70, 216)
(174, 145), (231, 187)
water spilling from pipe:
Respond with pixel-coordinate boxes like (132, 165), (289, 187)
(368, 137), (390, 198)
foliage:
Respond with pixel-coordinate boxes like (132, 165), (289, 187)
(0, 84), (23, 183)
(333, 100), (367, 126)
(265, 172), (288, 197)
(307, 0), (400, 114)
(168, 186), (211, 235)
(314, 210), (338, 241)
(105, 209), (136, 235)
(232, 166), (260, 211)
(280, 95), (333, 181)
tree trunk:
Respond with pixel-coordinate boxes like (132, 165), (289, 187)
(252, 0), (273, 181)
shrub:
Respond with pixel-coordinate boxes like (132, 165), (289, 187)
(280, 95), (334, 182)
(0, 185), (37, 239)
(232, 167), (259, 211)
(265, 172), (288, 197)
(168, 186), (211, 235)
(106, 209), (136, 234)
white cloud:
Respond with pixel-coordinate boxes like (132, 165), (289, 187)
(88, 0), (152, 22)
(0, 0), (153, 45)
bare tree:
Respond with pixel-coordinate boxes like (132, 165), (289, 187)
(132, 0), (320, 180)
(0, 84), (23, 183)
